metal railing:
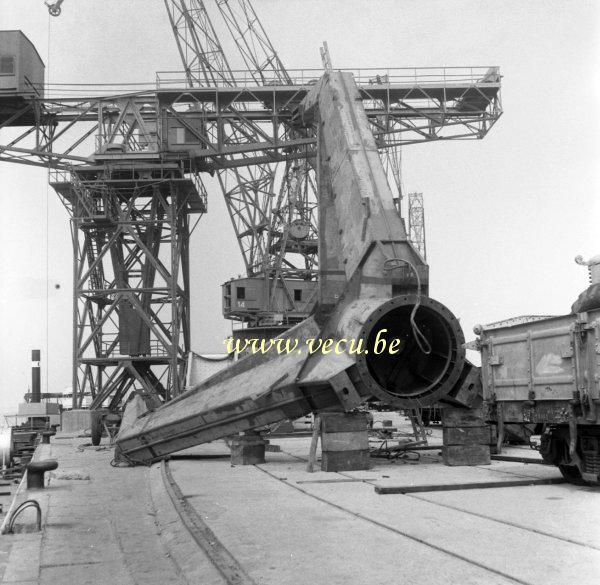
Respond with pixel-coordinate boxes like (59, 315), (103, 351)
(155, 66), (500, 89)
(49, 168), (71, 183)
(101, 338), (169, 358)
(17, 67), (500, 100)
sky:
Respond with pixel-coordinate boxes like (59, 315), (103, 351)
(0, 0), (599, 416)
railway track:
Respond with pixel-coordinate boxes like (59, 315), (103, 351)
(162, 443), (600, 585)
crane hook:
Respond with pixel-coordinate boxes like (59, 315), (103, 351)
(45, 0), (64, 17)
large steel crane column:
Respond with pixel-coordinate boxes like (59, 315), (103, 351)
(115, 71), (472, 464)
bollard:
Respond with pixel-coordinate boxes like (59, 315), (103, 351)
(26, 460), (58, 489)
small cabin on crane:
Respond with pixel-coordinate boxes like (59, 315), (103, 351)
(0, 30), (45, 97)
(222, 276), (317, 326)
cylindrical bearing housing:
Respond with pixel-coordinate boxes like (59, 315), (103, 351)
(353, 295), (466, 408)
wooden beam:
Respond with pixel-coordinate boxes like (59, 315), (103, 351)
(375, 477), (566, 495)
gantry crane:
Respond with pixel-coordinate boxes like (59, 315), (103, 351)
(0, 1), (502, 412)
(43, 0), (481, 333)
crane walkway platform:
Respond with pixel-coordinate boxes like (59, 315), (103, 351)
(0, 423), (598, 585)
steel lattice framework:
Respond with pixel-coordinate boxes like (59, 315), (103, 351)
(408, 192), (426, 260)
(0, 75), (502, 169)
(51, 163), (205, 408)
(166, 0), (318, 327)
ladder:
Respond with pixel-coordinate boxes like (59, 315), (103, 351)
(406, 409), (428, 445)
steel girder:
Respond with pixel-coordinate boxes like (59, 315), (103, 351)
(0, 75), (502, 169)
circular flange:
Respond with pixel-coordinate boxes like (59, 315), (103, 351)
(354, 295), (466, 409)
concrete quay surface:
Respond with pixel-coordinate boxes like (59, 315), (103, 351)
(0, 424), (598, 585)
(0, 434), (225, 585)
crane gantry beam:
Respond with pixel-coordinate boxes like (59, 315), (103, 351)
(0, 72), (502, 170)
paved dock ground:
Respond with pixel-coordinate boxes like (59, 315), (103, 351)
(0, 422), (598, 585)
(0, 476), (18, 582)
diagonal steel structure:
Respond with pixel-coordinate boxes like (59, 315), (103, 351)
(164, 0), (234, 86)
(114, 70), (479, 463)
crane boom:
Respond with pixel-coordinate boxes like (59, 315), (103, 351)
(164, 0), (235, 86)
(215, 0), (291, 85)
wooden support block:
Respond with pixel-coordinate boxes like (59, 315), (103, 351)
(321, 431), (369, 451)
(442, 444), (490, 466)
(265, 444), (281, 452)
(442, 407), (487, 428)
(319, 412), (368, 433)
(443, 426), (491, 446)
(321, 450), (370, 472)
(319, 412), (370, 472)
(442, 403), (491, 466)
(230, 434), (267, 466)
